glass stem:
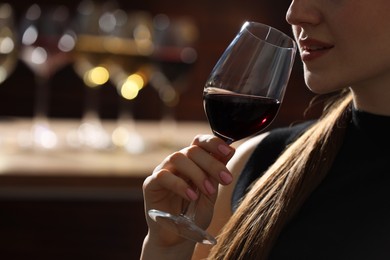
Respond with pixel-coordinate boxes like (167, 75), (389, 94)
(34, 75), (50, 121)
(83, 86), (100, 123)
(118, 96), (135, 126)
(181, 190), (199, 221)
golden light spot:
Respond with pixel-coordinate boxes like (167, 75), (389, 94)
(120, 80), (139, 100)
(127, 73), (145, 90)
(83, 66), (109, 87)
(119, 73), (146, 100)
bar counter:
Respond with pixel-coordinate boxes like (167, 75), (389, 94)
(0, 118), (211, 186)
(0, 118), (211, 260)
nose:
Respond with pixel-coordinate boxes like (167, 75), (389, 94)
(286, 0), (321, 26)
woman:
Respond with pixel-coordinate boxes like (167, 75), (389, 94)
(141, 0), (390, 259)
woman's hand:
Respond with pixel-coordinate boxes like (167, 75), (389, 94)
(142, 134), (235, 252)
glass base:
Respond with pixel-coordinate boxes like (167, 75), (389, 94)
(148, 209), (217, 245)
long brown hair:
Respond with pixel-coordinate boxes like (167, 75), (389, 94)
(209, 90), (353, 259)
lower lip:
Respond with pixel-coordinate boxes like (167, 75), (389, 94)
(300, 48), (331, 62)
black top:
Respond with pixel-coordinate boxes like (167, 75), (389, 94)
(232, 109), (390, 259)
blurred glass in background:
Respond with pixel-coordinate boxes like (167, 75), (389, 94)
(0, 0), (201, 153)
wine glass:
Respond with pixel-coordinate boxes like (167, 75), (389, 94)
(0, 3), (18, 150)
(148, 21), (297, 244)
(106, 10), (153, 153)
(19, 4), (75, 150)
(150, 14), (198, 147)
(70, 0), (115, 150)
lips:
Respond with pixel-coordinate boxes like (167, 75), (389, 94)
(299, 38), (334, 61)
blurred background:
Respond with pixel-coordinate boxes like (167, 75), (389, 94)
(0, 0), (322, 259)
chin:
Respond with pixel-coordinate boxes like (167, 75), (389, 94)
(305, 78), (346, 95)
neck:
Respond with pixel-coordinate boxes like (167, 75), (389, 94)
(349, 85), (390, 116)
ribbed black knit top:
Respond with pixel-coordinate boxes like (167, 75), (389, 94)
(232, 108), (390, 259)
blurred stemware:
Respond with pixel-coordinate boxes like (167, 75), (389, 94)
(0, 3), (18, 150)
(19, 3), (75, 150)
(150, 14), (198, 146)
(70, 0), (116, 150)
(106, 10), (153, 153)
(72, 1), (154, 152)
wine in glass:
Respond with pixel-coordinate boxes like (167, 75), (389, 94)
(148, 21), (297, 244)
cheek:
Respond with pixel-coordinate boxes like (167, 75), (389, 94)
(339, 34), (390, 86)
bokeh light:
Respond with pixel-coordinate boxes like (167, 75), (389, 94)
(83, 66), (110, 87)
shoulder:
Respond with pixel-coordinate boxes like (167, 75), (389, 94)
(234, 120), (315, 173)
(262, 120), (315, 150)
(231, 120), (315, 210)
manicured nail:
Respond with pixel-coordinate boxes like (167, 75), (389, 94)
(219, 171), (233, 184)
(204, 179), (216, 195)
(186, 188), (198, 201)
(218, 144), (231, 156)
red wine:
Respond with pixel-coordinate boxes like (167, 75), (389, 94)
(203, 89), (280, 143)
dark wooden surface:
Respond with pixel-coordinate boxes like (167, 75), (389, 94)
(0, 174), (147, 260)
(0, 171), (147, 260)
(0, 198), (146, 260)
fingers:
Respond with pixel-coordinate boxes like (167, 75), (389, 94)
(145, 134), (235, 203)
(149, 168), (200, 201)
(180, 144), (233, 186)
(154, 150), (219, 200)
(191, 134), (235, 163)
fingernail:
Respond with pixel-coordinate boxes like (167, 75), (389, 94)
(219, 171), (233, 184)
(186, 188), (198, 201)
(218, 144), (232, 156)
(204, 179), (216, 195)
